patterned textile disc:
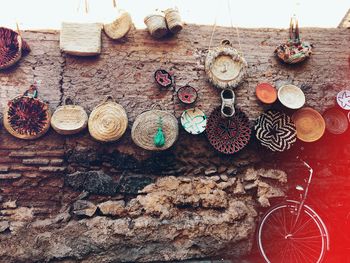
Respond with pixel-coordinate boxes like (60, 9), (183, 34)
(181, 107), (207, 135)
(154, 69), (173, 88)
(206, 107), (251, 154)
(255, 110), (296, 152)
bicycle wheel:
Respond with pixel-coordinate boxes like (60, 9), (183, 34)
(257, 201), (328, 263)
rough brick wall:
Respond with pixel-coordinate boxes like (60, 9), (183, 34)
(0, 25), (349, 262)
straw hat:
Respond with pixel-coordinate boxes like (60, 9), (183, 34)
(256, 83), (277, 104)
(131, 106), (178, 151)
(278, 84), (305, 109)
(51, 97), (88, 135)
(88, 96), (128, 142)
(292, 107), (325, 142)
(323, 107), (348, 135)
(103, 11), (133, 40)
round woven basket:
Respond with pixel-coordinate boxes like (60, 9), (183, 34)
(205, 40), (248, 90)
(131, 106), (178, 151)
(164, 8), (183, 34)
(88, 96), (128, 142)
(51, 97), (88, 135)
(103, 11), (133, 40)
(3, 86), (51, 140)
(144, 14), (168, 39)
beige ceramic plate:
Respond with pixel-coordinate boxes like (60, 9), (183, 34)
(278, 84), (305, 109)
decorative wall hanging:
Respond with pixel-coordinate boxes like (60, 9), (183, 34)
(60, 22), (102, 56)
(88, 96), (128, 142)
(255, 110), (296, 152)
(0, 27), (30, 70)
(3, 84), (51, 140)
(164, 8), (183, 34)
(256, 83), (277, 104)
(336, 90), (350, 110)
(51, 97), (88, 135)
(154, 69), (173, 88)
(205, 40), (247, 90)
(206, 107), (251, 155)
(275, 17), (312, 64)
(177, 85), (197, 104)
(278, 84), (305, 109)
(221, 89), (236, 118)
(323, 107), (348, 135)
(131, 105), (178, 151)
(144, 13), (168, 39)
(292, 107), (325, 142)
(180, 108), (207, 135)
(103, 11), (133, 40)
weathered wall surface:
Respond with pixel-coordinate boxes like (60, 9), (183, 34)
(0, 25), (349, 262)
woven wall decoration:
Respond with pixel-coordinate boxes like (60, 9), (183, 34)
(88, 96), (128, 142)
(0, 27), (30, 70)
(177, 85), (198, 104)
(51, 97), (88, 135)
(3, 85), (51, 140)
(206, 107), (251, 154)
(104, 11), (133, 40)
(181, 107), (207, 135)
(131, 106), (178, 151)
(154, 69), (173, 88)
(205, 40), (248, 90)
(323, 107), (348, 135)
(255, 110), (296, 152)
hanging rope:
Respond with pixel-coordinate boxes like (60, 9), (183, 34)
(113, 0), (117, 8)
(226, 0), (243, 55)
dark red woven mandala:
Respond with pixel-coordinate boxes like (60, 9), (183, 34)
(206, 107), (251, 154)
(154, 69), (173, 88)
(177, 85), (198, 104)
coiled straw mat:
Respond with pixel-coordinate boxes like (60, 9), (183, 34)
(131, 105), (179, 151)
(88, 96), (128, 142)
(51, 97), (88, 135)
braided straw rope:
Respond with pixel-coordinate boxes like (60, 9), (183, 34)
(88, 96), (128, 142)
(132, 109), (178, 151)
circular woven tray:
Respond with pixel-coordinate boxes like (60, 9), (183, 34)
(3, 87), (51, 140)
(336, 90), (350, 110)
(323, 107), (348, 135)
(206, 107), (251, 154)
(205, 40), (248, 90)
(132, 108), (178, 151)
(255, 110), (296, 152)
(177, 85), (198, 104)
(154, 69), (173, 88)
(278, 84), (305, 109)
(181, 107), (207, 135)
(88, 96), (128, 142)
(256, 83), (277, 104)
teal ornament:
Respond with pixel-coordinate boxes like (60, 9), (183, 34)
(153, 116), (165, 147)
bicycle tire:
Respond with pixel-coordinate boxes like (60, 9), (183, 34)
(257, 201), (328, 263)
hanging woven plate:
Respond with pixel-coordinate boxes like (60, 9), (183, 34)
(131, 105), (178, 151)
(336, 90), (350, 110)
(323, 107), (348, 135)
(278, 84), (305, 109)
(154, 69), (173, 88)
(51, 97), (88, 135)
(181, 107), (207, 135)
(206, 107), (251, 154)
(255, 110), (296, 152)
(177, 85), (198, 104)
(0, 27), (30, 70)
(205, 40), (248, 90)
(88, 96), (128, 142)
(3, 85), (51, 140)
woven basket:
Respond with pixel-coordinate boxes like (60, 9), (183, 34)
(144, 14), (168, 39)
(60, 22), (102, 56)
(51, 97), (88, 135)
(164, 8), (183, 34)
(131, 106), (178, 151)
(88, 96), (128, 142)
(103, 11), (133, 40)
(205, 40), (248, 90)
(0, 27), (30, 70)
(3, 85), (51, 140)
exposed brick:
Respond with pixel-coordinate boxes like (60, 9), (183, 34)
(9, 151), (36, 158)
(35, 150), (65, 157)
(38, 166), (66, 173)
(0, 166), (9, 173)
(50, 159), (64, 165)
(0, 173), (21, 179)
(22, 158), (50, 165)
(10, 165), (38, 172)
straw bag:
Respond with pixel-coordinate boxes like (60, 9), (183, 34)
(60, 22), (102, 56)
(104, 11), (133, 40)
(3, 84), (51, 140)
(164, 8), (183, 34)
(0, 27), (30, 70)
(144, 13), (168, 39)
(51, 97), (88, 135)
(88, 96), (128, 142)
(131, 105), (178, 151)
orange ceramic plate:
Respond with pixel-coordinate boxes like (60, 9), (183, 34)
(256, 83), (277, 104)
(292, 107), (326, 142)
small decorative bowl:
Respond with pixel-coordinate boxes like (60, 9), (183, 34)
(336, 90), (350, 110)
(256, 83), (277, 104)
(177, 85), (198, 104)
(154, 69), (173, 88)
(180, 107), (206, 135)
(278, 84), (305, 109)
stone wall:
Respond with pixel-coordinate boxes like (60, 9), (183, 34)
(0, 25), (349, 262)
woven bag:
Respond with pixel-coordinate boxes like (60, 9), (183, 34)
(88, 96), (128, 142)
(0, 27), (30, 70)
(3, 84), (51, 140)
(104, 11), (133, 40)
(144, 13), (168, 39)
(131, 105), (178, 151)
(60, 22), (102, 56)
(51, 97), (88, 135)
(164, 8), (183, 34)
